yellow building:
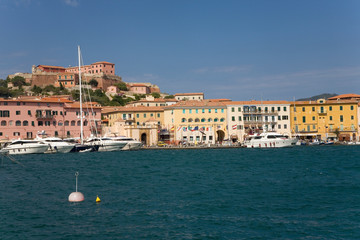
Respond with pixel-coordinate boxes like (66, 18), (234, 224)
(290, 99), (358, 141)
(164, 100), (228, 145)
(101, 106), (165, 146)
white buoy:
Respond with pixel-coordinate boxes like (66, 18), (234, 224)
(68, 172), (84, 202)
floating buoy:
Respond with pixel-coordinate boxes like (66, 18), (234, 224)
(96, 195), (101, 203)
(68, 172), (84, 202)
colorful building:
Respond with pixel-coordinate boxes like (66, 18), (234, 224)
(66, 61), (115, 75)
(226, 101), (292, 143)
(174, 93), (204, 101)
(101, 106), (165, 146)
(164, 100), (228, 145)
(0, 96), (101, 140)
(290, 98), (358, 141)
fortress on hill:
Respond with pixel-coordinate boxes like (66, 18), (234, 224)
(8, 62), (160, 94)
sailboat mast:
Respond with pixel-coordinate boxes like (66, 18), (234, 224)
(78, 46), (84, 144)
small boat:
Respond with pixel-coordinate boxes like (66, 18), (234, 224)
(243, 132), (297, 148)
(3, 140), (49, 155)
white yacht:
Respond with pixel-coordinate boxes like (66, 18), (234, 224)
(36, 136), (76, 153)
(111, 136), (143, 150)
(85, 137), (127, 152)
(243, 132), (297, 148)
(3, 140), (49, 155)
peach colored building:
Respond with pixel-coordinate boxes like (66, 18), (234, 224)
(66, 61), (115, 75)
(54, 73), (79, 88)
(0, 96), (101, 140)
(127, 84), (151, 95)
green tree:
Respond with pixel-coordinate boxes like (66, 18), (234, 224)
(10, 88), (25, 97)
(31, 85), (43, 95)
(151, 92), (161, 98)
(0, 87), (11, 97)
(11, 76), (26, 87)
(115, 82), (128, 91)
(164, 95), (175, 99)
(0, 79), (8, 88)
(43, 85), (56, 93)
(89, 79), (98, 87)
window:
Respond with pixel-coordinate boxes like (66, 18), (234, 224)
(221, 109), (224, 113)
(67, 131), (71, 137)
(282, 116), (288, 120)
(195, 109), (198, 114)
(238, 107), (241, 112)
(208, 109), (211, 113)
(330, 116), (333, 121)
(157, 113), (160, 117)
(183, 109), (185, 114)
(71, 120), (76, 126)
(189, 109), (192, 114)
(238, 116), (242, 121)
(201, 118), (206, 122)
(17, 102), (20, 106)
(284, 124), (287, 129)
(215, 109), (218, 113)
(302, 116), (306, 123)
(312, 116), (315, 121)
(351, 106), (354, 110)
(28, 110), (31, 115)
(136, 114), (139, 118)
(31, 121), (35, 126)
(64, 121), (69, 126)
(340, 115), (343, 122)
(351, 115), (354, 120)
(220, 118), (225, 122)
(181, 118), (186, 123)
(45, 121), (50, 126)
(214, 118), (218, 122)
(278, 107), (281, 111)
(231, 116), (235, 121)
(195, 118), (200, 122)
(188, 118), (193, 122)
(14, 132), (20, 136)
(340, 106), (343, 111)
(1, 120), (6, 126)
(208, 118), (212, 122)
(23, 121), (28, 126)
(144, 114), (146, 118)
(329, 106), (332, 111)
(38, 121), (43, 126)
(202, 109), (205, 113)
(278, 125), (281, 129)
(302, 107), (305, 112)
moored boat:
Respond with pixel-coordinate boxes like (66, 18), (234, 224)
(3, 140), (49, 155)
(243, 132), (297, 148)
(85, 137), (127, 152)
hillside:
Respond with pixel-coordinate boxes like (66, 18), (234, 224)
(296, 93), (338, 101)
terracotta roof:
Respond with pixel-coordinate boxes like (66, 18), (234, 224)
(132, 98), (177, 103)
(91, 61), (114, 65)
(65, 102), (102, 109)
(0, 97), (73, 103)
(102, 106), (164, 114)
(165, 100), (227, 109)
(293, 99), (358, 105)
(129, 84), (148, 87)
(38, 65), (65, 69)
(174, 92), (204, 96)
(328, 93), (360, 100)
(226, 100), (290, 105)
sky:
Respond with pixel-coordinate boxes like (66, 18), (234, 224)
(0, 0), (359, 101)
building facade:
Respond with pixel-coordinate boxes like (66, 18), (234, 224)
(0, 97), (101, 140)
(164, 100), (228, 145)
(226, 101), (292, 143)
(290, 99), (359, 141)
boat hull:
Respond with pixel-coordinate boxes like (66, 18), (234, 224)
(244, 139), (297, 148)
(5, 144), (49, 155)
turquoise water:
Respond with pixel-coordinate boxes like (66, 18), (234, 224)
(1, 146), (360, 239)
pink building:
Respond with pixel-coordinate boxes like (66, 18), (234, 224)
(0, 97), (102, 140)
(66, 61), (115, 75)
(128, 84), (151, 94)
(36, 65), (66, 73)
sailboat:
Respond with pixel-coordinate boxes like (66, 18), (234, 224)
(71, 46), (99, 152)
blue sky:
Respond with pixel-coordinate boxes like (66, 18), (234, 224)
(0, 0), (359, 100)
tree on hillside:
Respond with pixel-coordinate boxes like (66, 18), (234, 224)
(151, 92), (161, 98)
(115, 82), (128, 91)
(89, 79), (98, 88)
(43, 85), (57, 93)
(31, 85), (43, 95)
(11, 76), (26, 87)
(164, 95), (175, 99)
(0, 87), (11, 97)
(0, 79), (8, 88)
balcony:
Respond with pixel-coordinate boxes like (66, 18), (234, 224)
(35, 113), (53, 120)
(243, 110), (278, 115)
(317, 110), (327, 115)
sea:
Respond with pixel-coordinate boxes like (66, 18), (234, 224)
(1, 146), (360, 240)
